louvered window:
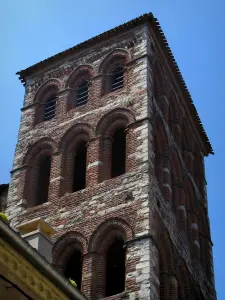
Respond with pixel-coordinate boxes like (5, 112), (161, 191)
(111, 66), (124, 91)
(44, 96), (56, 121)
(76, 80), (88, 107)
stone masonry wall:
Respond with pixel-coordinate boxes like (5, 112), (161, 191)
(5, 21), (216, 300)
(6, 24), (157, 300)
(150, 26), (216, 299)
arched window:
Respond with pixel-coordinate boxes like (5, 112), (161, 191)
(105, 238), (126, 297)
(159, 233), (177, 300)
(64, 249), (83, 290)
(36, 156), (51, 205)
(76, 80), (89, 107)
(34, 83), (59, 124)
(44, 95), (56, 121)
(72, 141), (87, 192)
(111, 66), (124, 92)
(111, 128), (126, 178)
(66, 67), (93, 111)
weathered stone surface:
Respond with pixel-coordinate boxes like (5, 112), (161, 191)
(5, 18), (216, 300)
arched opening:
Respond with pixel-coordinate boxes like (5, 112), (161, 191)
(76, 80), (89, 107)
(64, 250), (83, 290)
(105, 238), (125, 297)
(36, 156), (51, 205)
(153, 119), (169, 200)
(177, 265), (192, 300)
(111, 66), (124, 92)
(72, 141), (87, 192)
(44, 95), (56, 121)
(111, 128), (126, 178)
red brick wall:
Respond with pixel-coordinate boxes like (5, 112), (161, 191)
(6, 24), (216, 300)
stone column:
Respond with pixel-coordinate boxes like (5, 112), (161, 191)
(125, 126), (135, 173)
(81, 252), (98, 299)
(91, 74), (104, 99)
(125, 237), (158, 300)
(6, 167), (28, 221)
(57, 90), (69, 118)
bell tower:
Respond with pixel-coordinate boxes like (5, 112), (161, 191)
(6, 13), (216, 300)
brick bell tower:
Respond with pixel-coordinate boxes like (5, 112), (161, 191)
(5, 13), (216, 300)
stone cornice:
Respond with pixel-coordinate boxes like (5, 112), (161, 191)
(0, 237), (69, 300)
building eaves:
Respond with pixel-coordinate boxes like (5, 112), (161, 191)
(0, 219), (88, 300)
(16, 12), (213, 155)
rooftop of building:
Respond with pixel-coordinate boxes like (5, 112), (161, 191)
(16, 12), (213, 155)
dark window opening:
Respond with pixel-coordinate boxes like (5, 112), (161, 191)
(105, 238), (126, 297)
(72, 141), (87, 192)
(111, 128), (126, 178)
(111, 66), (124, 92)
(44, 96), (56, 121)
(76, 81), (89, 107)
(64, 250), (82, 290)
(36, 156), (51, 205)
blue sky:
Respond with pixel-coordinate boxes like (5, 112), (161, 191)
(0, 0), (224, 298)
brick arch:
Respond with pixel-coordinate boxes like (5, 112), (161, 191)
(99, 49), (131, 95)
(159, 233), (177, 300)
(22, 138), (56, 207)
(65, 65), (95, 110)
(33, 79), (61, 124)
(98, 48), (131, 74)
(96, 108), (135, 181)
(154, 115), (169, 157)
(159, 232), (176, 273)
(153, 116), (171, 201)
(182, 120), (194, 175)
(185, 177), (201, 259)
(153, 58), (167, 97)
(34, 79), (61, 103)
(96, 108), (135, 136)
(171, 148), (184, 187)
(185, 177), (198, 212)
(171, 149), (186, 229)
(176, 263), (192, 300)
(182, 119), (193, 152)
(52, 231), (88, 274)
(168, 91), (180, 122)
(59, 123), (95, 151)
(88, 217), (133, 299)
(169, 91), (182, 146)
(65, 64), (95, 89)
(59, 123), (94, 195)
(88, 217), (134, 253)
(23, 137), (57, 165)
